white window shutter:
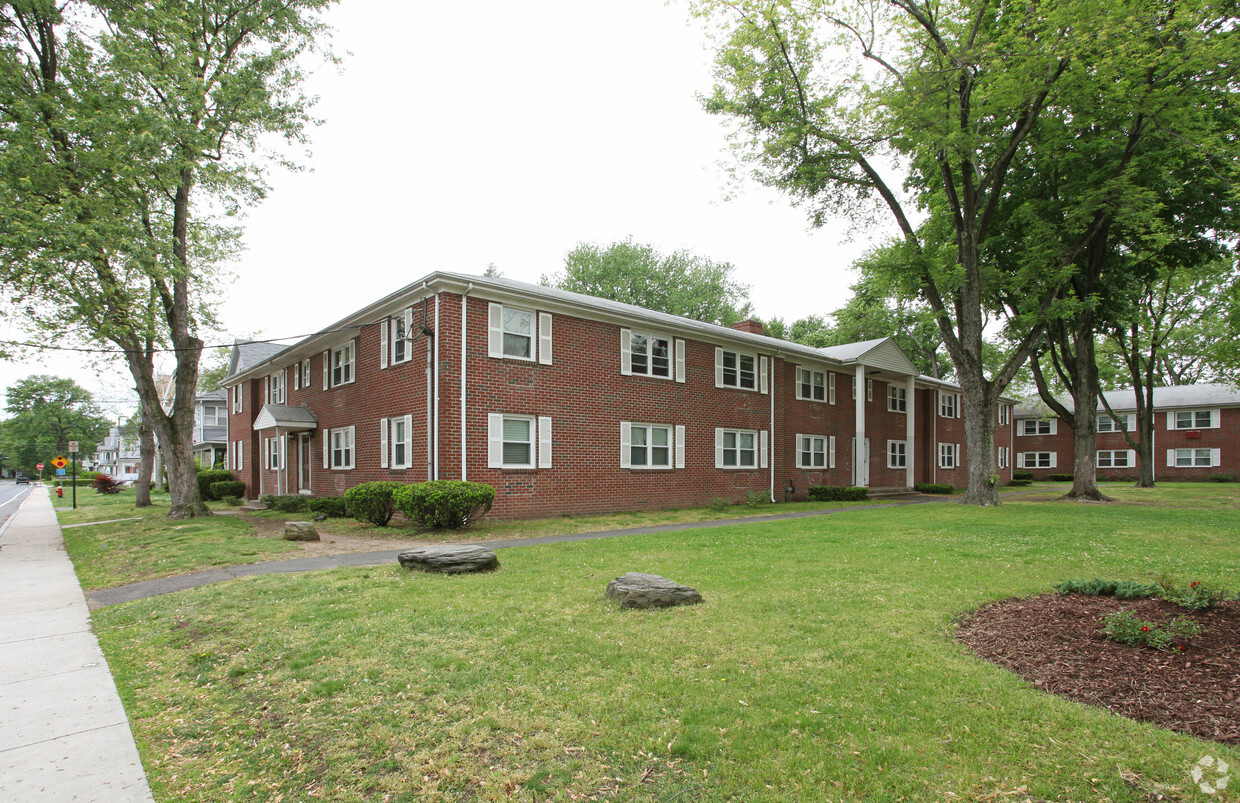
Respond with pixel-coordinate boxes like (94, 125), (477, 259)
(323, 430), (329, 468)
(1212, 448), (1222, 467)
(675, 339), (686, 383)
(488, 303), (503, 358)
(539, 312), (553, 365)
(349, 339), (357, 381)
(1167, 449), (1175, 467)
(380, 418), (389, 468)
(956, 396), (962, 418)
(1127, 449), (1136, 467)
(237, 441), (242, 470)
(381, 317), (389, 369)
(956, 444), (961, 466)
(760, 357), (769, 394)
(322, 351), (329, 390)
(538, 416), (552, 468)
(675, 425), (686, 469)
(488, 414), (503, 468)
(760, 430), (769, 468)
(714, 428), (724, 469)
(1016, 452), (1025, 468)
(866, 378), (873, 401)
(1049, 453), (1058, 469)
(1210, 409), (1221, 429)
(620, 422), (631, 468)
(1048, 419), (1057, 435)
(620, 328), (632, 375)
(403, 415), (413, 465)
(795, 366), (805, 399)
(828, 372), (836, 405)
(347, 426), (356, 469)
(829, 435), (836, 469)
(714, 348), (724, 388)
(403, 308), (413, 353)
(1167, 411), (1176, 430)
(264, 379), (270, 405)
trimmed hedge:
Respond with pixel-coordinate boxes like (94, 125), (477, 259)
(344, 481), (404, 527)
(1047, 473), (1074, 482)
(1008, 479), (1033, 487)
(1209, 473), (1236, 483)
(259, 494), (309, 513)
(210, 480), (246, 499)
(1055, 578), (1160, 600)
(1012, 470), (1033, 481)
(308, 497), (349, 517)
(394, 481), (496, 529)
(914, 483), (954, 495)
(807, 485), (868, 502)
(197, 469), (234, 501)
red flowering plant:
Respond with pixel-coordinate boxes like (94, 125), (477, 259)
(1154, 574), (1231, 611)
(1102, 610), (1201, 651)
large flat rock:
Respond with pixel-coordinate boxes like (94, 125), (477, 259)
(398, 545), (499, 574)
(605, 572), (703, 609)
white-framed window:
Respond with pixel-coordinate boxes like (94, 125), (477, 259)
(391, 309), (412, 365)
(997, 446), (1009, 469)
(629, 332), (671, 378)
(716, 428), (762, 469)
(487, 414), (551, 469)
(626, 423), (671, 468)
(231, 440), (243, 470)
(938, 442), (959, 469)
(796, 434), (833, 469)
(325, 426), (355, 470)
(998, 404), (1010, 426)
(939, 392), (959, 418)
(266, 436), (281, 470)
(1018, 452), (1056, 469)
(267, 371), (285, 405)
(797, 367), (827, 402)
(1019, 419), (1056, 436)
(500, 415), (534, 468)
(888, 384), (907, 413)
(887, 440), (907, 469)
(1097, 414), (1134, 433)
(380, 415), (414, 469)
(716, 348), (757, 390)
(852, 375), (873, 400)
(1170, 409), (1218, 430)
(1097, 449), (1135, 468)
(330, 341), (356, 387)
(487, 303), (551, 365)
(1169, 448), (1220, 468)
(202, 405), (225, 427)
(301, 357), (311, 389)
(231, 384), (242, 414)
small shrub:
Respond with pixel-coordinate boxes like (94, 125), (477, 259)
(1047, 473), (1074, 482)
(259, 494), (276, 507)
(196, 469), (234, 501)
(708, 497), (730, 512)
(272, 495), (309, 513)
(807, 485), (868, 502)
(1055, 578), (1159, 599)
(220, 495), (242, 506)
(1102, 609), (1202, 651)
(210, 480), (246, 500)
(914, 483), (954, 495)
(393, 481), (496, 529)
(1012, 471), (1034, 481)
(344, 481), (404, 527)
(1209, 473), (1236, 483)
(92, 474), (121, 495)
(743, 489), (770, 508)
(308, 497), (349, 518)
(1007, 479), (1033, 487)
(1156, 576), (1232, 611)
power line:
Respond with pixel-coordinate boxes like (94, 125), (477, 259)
(0, 323), (367, 355)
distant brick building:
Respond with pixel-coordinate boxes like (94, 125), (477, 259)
(1012, 385), (1240, 480)
(223, 272), (1017, 518)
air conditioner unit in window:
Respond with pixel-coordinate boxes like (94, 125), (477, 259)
(1186, 430), (1202, 439)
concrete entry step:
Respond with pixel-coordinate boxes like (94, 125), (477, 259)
(867, 486), (923, 500)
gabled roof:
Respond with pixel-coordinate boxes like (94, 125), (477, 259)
(227, 339), (288, 379)
(1014, 383), (1240, 418)
(252, 404), (318, 431)
(819, 337), (919, 376)
(197, 388), (227, 403)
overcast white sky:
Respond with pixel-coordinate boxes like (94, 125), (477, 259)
(1, 0), (891, 418)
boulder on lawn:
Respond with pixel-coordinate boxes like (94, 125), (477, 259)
(605, 572), (703, 609)
(283, 521), (320, 541)
(398, 545), (499, 574)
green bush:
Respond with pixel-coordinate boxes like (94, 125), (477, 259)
(1155, 575), (1232, 610)
(220, 495), (242, 506)
(807, 485), (868, 502)
(1102, 609), (1201, 651)
(1007, 479), (1033, 487)
(210, 480), (246, 500)
(345, 481), (404, 527)
(914, 483), (954, 495)
(1055, 578), (1159, 600)
(1011, 471), (1034, 481)
(1209, 473), (1236, 483)
(708, 497), (730, 512)
(196, 469), (234, 501)
(308, 497), (349, 518)
(1047, 473), (1074, 482)
(393, 481), (495, 529)
(258, 494), (308, 512)
(744, 489), (770, 507)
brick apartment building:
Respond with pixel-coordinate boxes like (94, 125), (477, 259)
(223, 272), (1017, 518)
(1012, 385), (1240, 481)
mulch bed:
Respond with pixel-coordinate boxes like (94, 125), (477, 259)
(957, 594), (1240, 743)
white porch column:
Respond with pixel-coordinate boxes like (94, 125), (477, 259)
(855, 364), (867, 486)
(905, 376), (916, 488)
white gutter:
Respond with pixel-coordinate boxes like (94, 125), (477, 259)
(433, 292), (441, 481)
(461, 283), (473, 481)
(770, 353), (776, 503)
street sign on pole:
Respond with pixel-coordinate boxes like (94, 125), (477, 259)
(52, 456), (67, 469)
(68, 441), (79, 453)
(56, 468), (66, 476)
(36, 463), (44, 471)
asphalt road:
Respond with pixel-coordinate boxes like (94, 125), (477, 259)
(0, 481), (34, 534)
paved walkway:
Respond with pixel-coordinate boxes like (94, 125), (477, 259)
(0, 487), (153, 802)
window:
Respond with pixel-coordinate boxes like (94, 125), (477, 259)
(231, 385), (242, 414)
(1097, 414), (1133, 433)
(717, 349), (756, 390)
(1172, 409), (1216, 430)
(888, 384), (907, 413)
(940, 392), (959, 418)
(1019, 452), (1055, 469)
(938, 442), (959, 469)
(630, 332), (671, 378)
(502, 417), (533, 467)
(850, 375), (873, 400)
(1097, 450), (1133, 468)
(327, 427), (355, 470)
(302, 357), (311, 388)
(628, 424), (671, 468)
(330, 341), (355, 387)
(797, 435), (827, 469)
(202, 405), (225, 427)
(1020, 419), (1055, 436)
(1171, 448), (1217, 468)
(998, 404), (1010, 426)
(797, 367), (826, 402)
(267, 436), (281, 470)
(719, 429), (757, 468)
(267, 371), (284, 405)
(487, 414), (551, 469)
(887, 440), (907, 469)
(232, 440), (243, 470)
(382, 415), (413, 469)
(391, 312), (410, 365)
(997, 446), (1009, 469)
(487, 303), (551, 363)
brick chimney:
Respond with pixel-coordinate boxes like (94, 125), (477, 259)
(731, 319), (765, 336)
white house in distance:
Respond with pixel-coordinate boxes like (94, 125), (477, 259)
(91, 425), (142, 484)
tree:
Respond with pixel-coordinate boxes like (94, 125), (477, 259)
(196, 347), (231, 395)
(542, 238), (752, 325)
(0, 0), (336, 518)
(0, 375), (110, 476)
(760, 314), (832, 347)
(696, 0), (1238, 505)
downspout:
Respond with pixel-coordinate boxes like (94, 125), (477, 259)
(434, 293), (441, 481)
(770, 353), (776, 503)
(461, 284), (473, 481)
(933, 391), (938, 484)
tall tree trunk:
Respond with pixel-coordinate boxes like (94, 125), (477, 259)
(1063, 329), (1111, 501)
(135, 405), (153, 507)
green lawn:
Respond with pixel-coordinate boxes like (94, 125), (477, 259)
(89, 485), (1240, 802)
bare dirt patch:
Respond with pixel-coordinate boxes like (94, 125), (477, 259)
(226, 513), (433, 558)
(958, 594), (1240, 744)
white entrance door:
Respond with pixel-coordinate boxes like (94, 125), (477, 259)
(852, 438), (870, 487)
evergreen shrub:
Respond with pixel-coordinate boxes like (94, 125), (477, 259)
(196, 469), (234, 500)
(394, 481), (495, 529)
(807, 486), (868, 502)
(344, 481), (404, 527)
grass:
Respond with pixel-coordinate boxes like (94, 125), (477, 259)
(88, 484), (1240, 802)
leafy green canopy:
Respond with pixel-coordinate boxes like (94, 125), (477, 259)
(0, 375), (111, 474)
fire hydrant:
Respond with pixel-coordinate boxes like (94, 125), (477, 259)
(56, 486), (63, 498)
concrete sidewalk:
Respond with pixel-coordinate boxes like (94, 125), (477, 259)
(0, 487), (154, 802)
